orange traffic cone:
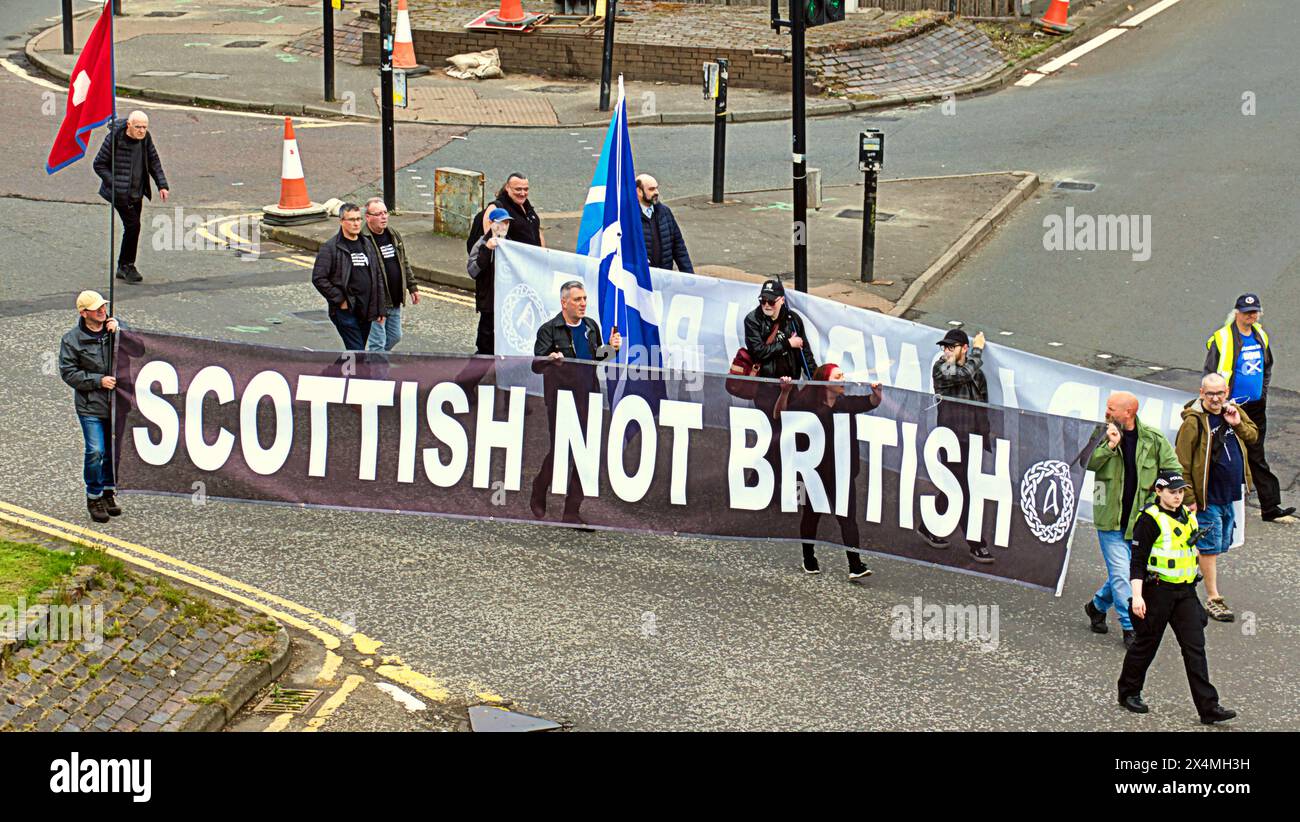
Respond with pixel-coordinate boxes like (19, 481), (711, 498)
(392, 0), (429, 76)
(485, 0), (546, 29)
(1035, 0), (1076, 34)
(262, 117), (327, 226)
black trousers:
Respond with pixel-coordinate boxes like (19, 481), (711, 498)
(1118, 581), (1220, 716)
(114, 197), (143, 267)
(1241, 399), (1282, 512)
(475, 311), (494, 355)
(800, 500), (866, 572)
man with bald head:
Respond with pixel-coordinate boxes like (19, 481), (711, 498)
(1085, 391), (1182, 648)
(94, 110), (170, 283)
(1174, 373), (1259, 622)
(637, 174), (693, 272)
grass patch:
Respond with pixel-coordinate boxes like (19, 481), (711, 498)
(0, 540), (78, 611)
(243, 645), (271, 663)
(76, 549), (127, 581)
(102, 620), (123, 639)
(976, 21), (1057, 63)
(248, 617), (279, 635)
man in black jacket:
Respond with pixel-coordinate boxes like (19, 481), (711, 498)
(529, 281), (620, 525)
(467, 207), (512, 355)
(93, 111), (169, 283)
(636, 174), (693, 272)
(60, 291), (122, 523)
(311, 204), (384, 351)
(745, 279), (815, 403)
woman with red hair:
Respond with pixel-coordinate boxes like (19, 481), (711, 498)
(774, 363), (883, 580)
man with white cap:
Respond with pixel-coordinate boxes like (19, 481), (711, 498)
(59, 291), (122, 523)
(1203, 293), (1294, 524)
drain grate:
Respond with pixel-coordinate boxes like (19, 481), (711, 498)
(253, 688), (322, 715)
(1054, 180), (1097, 192)
(291, 310), (331, 323)
(525, 85), (582, 94)
(836, 209), (895, 221)
(224, 40), (267, 48)
(145, 10), (187, 17)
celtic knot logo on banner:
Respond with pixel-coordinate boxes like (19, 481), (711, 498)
(502, 283), (546, 353)
(1020, 460), (1075, 544)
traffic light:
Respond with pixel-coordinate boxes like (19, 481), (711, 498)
(805, 0), (844, 27)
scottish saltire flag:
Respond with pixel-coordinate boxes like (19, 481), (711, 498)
(576, 108), (617, 258)
(593, 79), (664, 408)
(46, 0), (116, 174)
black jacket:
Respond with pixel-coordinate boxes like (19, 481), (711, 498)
(360, 223), (416, 307)
(93, 121), (168, 203)
(932, 347), (991, 439)
(467, 233), (497, 314)
(533, 312), (609, 363)
(58, 319), (142, 419)
(744, 305), (816, 379)
(311, 230), (386, 322)
(532, 312), (610, 405)
(640, 203), (693, 272)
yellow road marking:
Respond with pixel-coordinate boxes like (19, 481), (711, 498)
(316, 651), (343, 685)
(264, 712), (294, 733)
(0, 500), (355, 636)
(374, 664), (450, 704)
(352, 633), (384, 655)
(304, 674), (366, 731)
(417, 286), (475, 307)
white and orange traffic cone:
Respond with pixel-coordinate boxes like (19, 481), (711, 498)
(485, 0), (546, 29)
(262, 117), (327, 226)
(1035, 0), (1076, 34)
(392, 0), (429, 77)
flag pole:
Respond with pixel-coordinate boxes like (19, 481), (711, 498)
(107, 0), (119, 496)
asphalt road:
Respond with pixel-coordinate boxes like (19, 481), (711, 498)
(2, 0), (1297, 730)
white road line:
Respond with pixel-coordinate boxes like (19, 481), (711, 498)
(1121, 0), (1184, 28)
(1037, 27), (1128, 74)
(0, 57), (349, 126)
(1014, 72), (1046, 87)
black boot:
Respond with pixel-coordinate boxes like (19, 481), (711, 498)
(102, 490), (122, 517)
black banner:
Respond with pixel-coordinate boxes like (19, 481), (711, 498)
(114, 331), (1101, 590)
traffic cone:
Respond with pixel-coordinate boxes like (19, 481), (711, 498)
(1035, 0), (1076, 34)
(262, 118), (327, 226)
(485, 0), (546, 29)
(392, 0), (429, 77)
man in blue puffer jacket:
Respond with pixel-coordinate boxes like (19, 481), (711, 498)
(636, 174), (693, 273)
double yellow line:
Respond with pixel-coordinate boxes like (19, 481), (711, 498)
(0, 500), (491, 728)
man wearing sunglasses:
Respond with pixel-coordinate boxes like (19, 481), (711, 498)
(1203, 293), (1293, 524)
(744, 279), (816, 400)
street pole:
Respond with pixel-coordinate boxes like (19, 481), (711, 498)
(112, 0), (122, 15)
(860, 166), (878, 283)
(711, 58), (728, 204)
(62, 0), (74, 55)
(379, 0), (396, 210)
(323, 0), (335, 102)
(599, 0), (617, 112)
(791, 0), (808, 293)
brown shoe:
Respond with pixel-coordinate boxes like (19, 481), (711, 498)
(1205, 597), (1234, 622)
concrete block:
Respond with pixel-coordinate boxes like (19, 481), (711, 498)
(434, 168), (485, 238)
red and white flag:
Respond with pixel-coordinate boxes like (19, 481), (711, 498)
(45, 0), (116, 174)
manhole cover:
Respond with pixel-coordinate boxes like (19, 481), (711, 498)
(224, 40), (266, 48)
(835, 209), (895, 221)
(525, 85), (582, 94)
(253, 688), (322, 714)
(1054, 180), (1097, 192)
(145, 10), (187, 16)
(291, 310), (331, 323)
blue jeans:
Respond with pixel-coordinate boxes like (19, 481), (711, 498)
(1198, 502), (1235, 556)
(365, 305), (402, 352)
(330, 307), (370, 351)
(79, 415), (114, 498)
(1092, 529), (1132, 630)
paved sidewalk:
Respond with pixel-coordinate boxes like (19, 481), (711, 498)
(25, 0), (1107, 127)
(0, 521), (288, 731)
(262, 171), (1037, 313)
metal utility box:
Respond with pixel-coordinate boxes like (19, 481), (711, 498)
(433, 168), (485, 237)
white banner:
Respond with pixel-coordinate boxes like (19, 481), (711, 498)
(494, 240), (1201, 526)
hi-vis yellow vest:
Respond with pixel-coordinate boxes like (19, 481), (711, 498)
(1208, 323), (1269, 381)
(1144, 505), (1199, 584)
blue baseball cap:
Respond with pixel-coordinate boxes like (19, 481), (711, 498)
(488, 207), (512, 223)
(1235, 293), (1261, 311)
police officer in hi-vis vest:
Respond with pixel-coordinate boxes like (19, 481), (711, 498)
(1117, 470), (1237, 724)
(1204, 293), (1295, 523)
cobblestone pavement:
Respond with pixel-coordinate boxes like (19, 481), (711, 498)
(284, 9), (368, 66)
(0, 524), (282, 732)
(811, 19), (1007, 98)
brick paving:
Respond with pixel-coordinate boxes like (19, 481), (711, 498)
(284, 11), (370, 66)
(810, 19), (1006, 98)
(0, 550), (281, 732)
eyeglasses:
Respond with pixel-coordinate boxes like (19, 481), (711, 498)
(941, 343), (961, 350)
(1204, 390), (1228, 398)
(367, 211), (387, 217)
(759, 298), (778, 306)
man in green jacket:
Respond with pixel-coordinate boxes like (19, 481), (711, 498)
(1084, 392), (1182, 649)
